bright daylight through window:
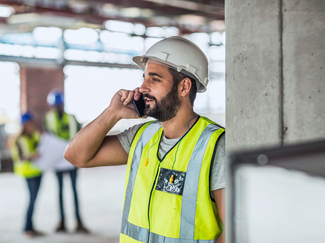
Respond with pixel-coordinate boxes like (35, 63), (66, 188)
(0, 22), (226, 133)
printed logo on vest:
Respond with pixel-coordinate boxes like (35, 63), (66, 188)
(156, 168), (186, 196)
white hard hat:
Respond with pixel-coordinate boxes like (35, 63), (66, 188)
(133, 36), (209, 93)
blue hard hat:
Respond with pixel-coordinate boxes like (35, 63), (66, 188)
(47, 91), (64, 106)
(21, 112), (33, 125)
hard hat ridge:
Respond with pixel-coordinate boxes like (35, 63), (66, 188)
(133, 36), (209, 93)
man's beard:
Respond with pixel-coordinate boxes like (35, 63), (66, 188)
(144, 85), (181, 122)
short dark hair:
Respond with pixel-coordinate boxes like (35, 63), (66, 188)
(167, 67), (197, 106)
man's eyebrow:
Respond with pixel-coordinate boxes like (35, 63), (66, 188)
(148, 72), (163, 78)
(143, 72), (164, 79)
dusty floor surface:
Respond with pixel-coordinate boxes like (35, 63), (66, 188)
(0, 165), (126, 243)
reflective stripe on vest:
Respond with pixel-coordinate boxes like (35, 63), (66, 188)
(179, 124), (219, 239)
(45, 110), (78, 140)
(121, 220), (217, 243)
(122, 121), (161, 222)
(120, 117), (225, 242)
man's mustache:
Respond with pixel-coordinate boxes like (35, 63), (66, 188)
(142, 94), (157, 101)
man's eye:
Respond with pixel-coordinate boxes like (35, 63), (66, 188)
(153, 78), (159, 82)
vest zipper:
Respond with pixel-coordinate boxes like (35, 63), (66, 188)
(147, 164), (160, 242)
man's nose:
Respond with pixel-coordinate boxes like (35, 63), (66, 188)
(139, 78), (150, 93)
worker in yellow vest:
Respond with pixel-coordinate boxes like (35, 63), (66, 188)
(65, 37), (226, 243)
(45, 91), (88, 233)
(9, 112), (44, 238)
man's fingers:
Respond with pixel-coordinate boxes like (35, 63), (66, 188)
(111, 89), (142, 119)
(133, 88), (141, 100)
(123, 91), (135, 105)
(119, 89), (135, 104)
(120, 90), (129, 102)
(117, 88), (140, 106)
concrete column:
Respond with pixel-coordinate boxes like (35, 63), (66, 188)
(226, 0), (282, 152)
(282, 1), (325, 144)
(226, 0), (325, 152)
(225, 1), (325, 242)
(20, 65), (64, 130)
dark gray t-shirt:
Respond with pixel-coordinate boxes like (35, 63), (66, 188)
(117, 122), (225, 191)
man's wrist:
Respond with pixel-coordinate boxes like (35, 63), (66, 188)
(101, 107), (121, 125)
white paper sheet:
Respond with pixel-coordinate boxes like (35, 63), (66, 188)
(35, 133), (75, 171)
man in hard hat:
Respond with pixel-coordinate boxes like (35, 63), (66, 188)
(45, 91), (89, 233)
(65, 36), (225, 242)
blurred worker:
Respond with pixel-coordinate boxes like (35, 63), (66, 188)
(65, 36), (225, 242)
(45, 91), (88, 233)
(9, 112), (44, 238)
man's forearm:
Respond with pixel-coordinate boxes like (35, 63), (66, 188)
(64, 107), (119, 167)
(213, 189), (225, 243)
(216, 231), (225, 243)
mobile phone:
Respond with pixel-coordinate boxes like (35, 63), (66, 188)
(132, 93), (146, 117)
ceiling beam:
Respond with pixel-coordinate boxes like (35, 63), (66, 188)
(0, 0), (224, 19)
(0, 0), (224, 34)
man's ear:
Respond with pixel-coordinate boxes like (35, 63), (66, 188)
(179, 78), (192, 97)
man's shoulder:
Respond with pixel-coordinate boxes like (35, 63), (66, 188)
(45, 109), (54, 117)
(45, 109), (73, 116)
(199, 116), (225, 130)
(140, 119), (160, 129)
(65, 112), (76, 120)
(117, 120), (158, 154)
(10, 135), (20, 146)
(120, 120), (158, 137)
(33, 131), (41, 140)
(45, 109), (60, 118)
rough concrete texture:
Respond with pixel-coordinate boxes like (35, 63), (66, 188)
(0, 166), (126, 243)
(225, 1), (325, 242)
(225, 0), (282, 153)
(282, 0), (325, 144)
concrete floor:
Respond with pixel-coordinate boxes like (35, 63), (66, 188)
(0, 165), (127, 243)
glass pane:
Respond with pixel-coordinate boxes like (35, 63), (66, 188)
(234, 166), (325, 243)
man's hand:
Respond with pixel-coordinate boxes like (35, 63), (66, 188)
(64, 87), (143, 168)
(30, 152), (40, 160)
(109, 88), (142, 120)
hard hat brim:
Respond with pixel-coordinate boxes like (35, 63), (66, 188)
(133, 55), (207, 93)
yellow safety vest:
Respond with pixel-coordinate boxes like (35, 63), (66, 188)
(45, 109), (78, 141)
(120, 116), (225, 243)
(10, 132), (42, 178)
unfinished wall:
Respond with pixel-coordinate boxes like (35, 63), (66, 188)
(20, 65), (64, 130)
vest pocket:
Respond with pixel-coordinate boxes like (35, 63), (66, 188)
(155, 168), (186, 196)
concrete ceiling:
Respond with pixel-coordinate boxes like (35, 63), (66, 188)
(0, 0), (225, 34)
